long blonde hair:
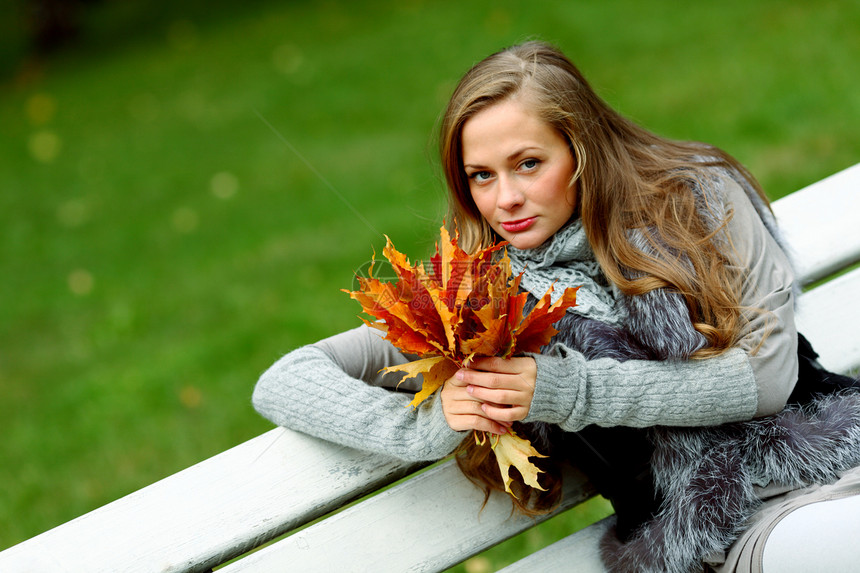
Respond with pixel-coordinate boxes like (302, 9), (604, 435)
(439, 42), (770, 513)
(440, 41), (768, 357)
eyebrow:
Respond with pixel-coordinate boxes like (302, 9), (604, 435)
(463, 146), (542, 170)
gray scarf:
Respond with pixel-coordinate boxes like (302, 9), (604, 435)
(507, 219), (624, 326)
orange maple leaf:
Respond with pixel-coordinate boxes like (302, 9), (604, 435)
(343, 224), (578, 497)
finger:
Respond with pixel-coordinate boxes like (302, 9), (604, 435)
(448, 394), (497, 415)
(449, 394), (515, 428)
(467, 356), (523, 374)
(454, 368), (516, 390)
(481, 403), (529, 423)
(457, 368), (509, 390)
(447, 368), (472, 387)
(467, 385), (527, 408)
(459, 359), (536, 391)
(447, 413), (510, 435)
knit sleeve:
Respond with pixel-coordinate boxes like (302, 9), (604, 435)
(525, 346), (759, 431)
(252, 326), (464, 462)
(312, 324), (423, 392)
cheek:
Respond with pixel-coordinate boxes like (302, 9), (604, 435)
(552, 164), (578, 213)
(542, 172), (576, 211)
(470, 189), (494, 220)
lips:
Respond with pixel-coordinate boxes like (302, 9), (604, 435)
(500, 217), (536, 233)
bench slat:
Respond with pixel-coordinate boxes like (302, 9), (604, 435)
(0, 429), (418, 573)
(497, 517), (613, 573)
(772, 163), (860, 286)
(795, 267), (860, 374)
(220, 460), (596, 573)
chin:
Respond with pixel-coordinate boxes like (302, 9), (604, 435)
(507, 234), (550, 250)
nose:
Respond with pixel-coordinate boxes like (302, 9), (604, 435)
(497, 176), (525, 211)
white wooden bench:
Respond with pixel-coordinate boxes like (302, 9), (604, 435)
(2, 163), (858, 573)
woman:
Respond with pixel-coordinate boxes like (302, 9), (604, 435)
(253, 42), (860, 572)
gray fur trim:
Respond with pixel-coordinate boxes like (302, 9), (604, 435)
(621, 288), (706, 360)
(600, 391), (860, 573)
(552, 309), (652, 362)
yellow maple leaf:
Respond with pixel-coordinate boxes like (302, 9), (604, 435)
(383, 356), (459, 408)
(491, 431), (548, 496)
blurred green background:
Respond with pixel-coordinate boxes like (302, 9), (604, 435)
(1, 0), (858, 569)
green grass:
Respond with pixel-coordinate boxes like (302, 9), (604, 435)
(1, 0), (859, 569)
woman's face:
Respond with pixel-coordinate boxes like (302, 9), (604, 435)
(461, 98), (577, 250)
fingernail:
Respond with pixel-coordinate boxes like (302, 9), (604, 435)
(456, 370), (465, 381)
(466, 385), (474, 394)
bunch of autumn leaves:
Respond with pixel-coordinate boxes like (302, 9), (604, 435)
(344, 226), (578, 497)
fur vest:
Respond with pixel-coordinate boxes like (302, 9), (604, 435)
(522, 165), (860, 571)
(528, 285), (860, 573)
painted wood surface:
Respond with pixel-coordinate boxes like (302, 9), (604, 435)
(796, 268), (860, 374)
(773, 163), (860, 286)
(219, 461), (595, 573)
(0, 429), (420, 573)
(497, 517), (613, 573)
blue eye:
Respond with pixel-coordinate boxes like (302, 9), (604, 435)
(521, 159), (539, 170)
(469, 171), (492, 182)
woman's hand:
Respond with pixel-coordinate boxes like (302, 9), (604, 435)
(440, 356), (536, 434)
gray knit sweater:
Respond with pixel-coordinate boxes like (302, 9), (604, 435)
(252, 171), (796, 462)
